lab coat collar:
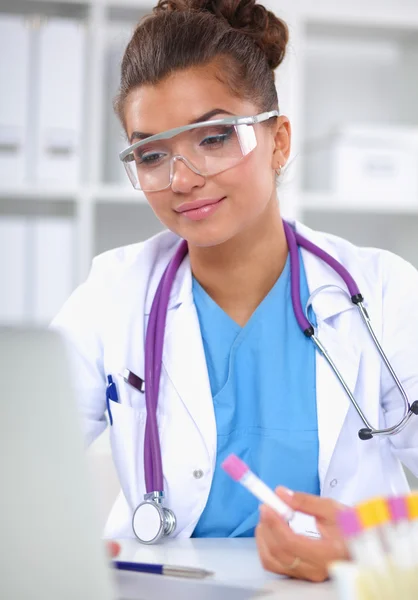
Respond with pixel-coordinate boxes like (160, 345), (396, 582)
(145, 220), (364, 321)
(144, 235), (192, 316)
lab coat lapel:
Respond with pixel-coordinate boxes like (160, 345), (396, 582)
(314, 321), (361, 489)
(161, 271), (217, 463)
(295, 222), (362, 490)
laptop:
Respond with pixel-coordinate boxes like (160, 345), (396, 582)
(0, 328), (266, 600)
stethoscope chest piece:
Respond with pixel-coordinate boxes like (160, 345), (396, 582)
(132, 494), (176, 545)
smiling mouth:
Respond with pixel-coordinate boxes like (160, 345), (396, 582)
(175, 197), (226, 221)
(175, 197), (226, 213)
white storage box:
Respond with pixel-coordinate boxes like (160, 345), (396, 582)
(333, 125), (418, 208)
(304, 125), (418, 209)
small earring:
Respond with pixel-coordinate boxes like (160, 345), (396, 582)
(275, 165), (282, 176)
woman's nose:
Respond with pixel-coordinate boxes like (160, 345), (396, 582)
(170, 156), (205, 193)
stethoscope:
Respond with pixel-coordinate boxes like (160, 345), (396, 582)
(127, 220), (418, 544)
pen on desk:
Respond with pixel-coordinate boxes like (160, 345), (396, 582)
(113, 561), (214, 579)
(221, 454), (294, 522)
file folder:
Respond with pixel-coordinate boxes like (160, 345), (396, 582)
(103, 22), (133, 186)
(32, 217), (75, 324)
(0, 217), (29, 323)
(35, 18), (85, 185)
(0, 16), (30, 185)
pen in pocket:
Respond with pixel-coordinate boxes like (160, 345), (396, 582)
(106, 375), (119, 425)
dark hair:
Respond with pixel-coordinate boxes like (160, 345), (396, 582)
(114, 0), (289, 129)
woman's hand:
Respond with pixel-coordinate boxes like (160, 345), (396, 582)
(107, 541), (121, 558)
(255, 487), (349, 583)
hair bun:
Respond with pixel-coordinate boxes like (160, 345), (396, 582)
(154, 0), (289, 70)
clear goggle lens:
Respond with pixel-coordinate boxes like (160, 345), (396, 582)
(121, 123), (258, 192)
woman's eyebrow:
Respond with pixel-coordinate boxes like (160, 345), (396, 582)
(129, 108), (235, 143)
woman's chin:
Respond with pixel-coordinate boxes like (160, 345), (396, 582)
(184, 229), (237, 249)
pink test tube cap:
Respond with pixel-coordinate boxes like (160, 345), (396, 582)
(221, 454), (249, 482)
(337, 508), (363, 538)
(387, 496), (408, 522)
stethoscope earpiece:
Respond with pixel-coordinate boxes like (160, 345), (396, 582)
(410, 401), (418, 415)
(358, 428), (374, 441)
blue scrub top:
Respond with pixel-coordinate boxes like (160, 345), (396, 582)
(192, 250), (319, 538)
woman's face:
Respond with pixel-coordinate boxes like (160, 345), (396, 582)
(123, 64), (291, 248)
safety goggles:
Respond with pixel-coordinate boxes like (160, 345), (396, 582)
(119, 110), (279, 192)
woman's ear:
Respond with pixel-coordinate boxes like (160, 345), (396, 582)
(271, 116), (291, 170)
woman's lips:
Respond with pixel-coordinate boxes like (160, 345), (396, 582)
(176, 197), (226, 221)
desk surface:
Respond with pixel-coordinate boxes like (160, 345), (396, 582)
(115, 538), (338, 599)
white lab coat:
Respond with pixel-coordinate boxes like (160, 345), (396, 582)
(52, 220), (418, 539)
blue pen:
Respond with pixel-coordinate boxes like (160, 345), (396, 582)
(113, 561), (213, 579)
(106, 375), (119, 426)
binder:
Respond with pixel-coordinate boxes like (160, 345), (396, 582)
(0, 217), (29, 324)
(32, 217), (75, 324)
(103, 22), (133, 186)
(0, 15), (30, 185)
(35, 18), (85, 185)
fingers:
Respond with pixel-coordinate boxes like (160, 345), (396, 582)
(256, 522), (328, 582)
(275, 487), (345, 523)
(257, 505), (347, 582)
(260, 505), (323, 561)
(107, 541), (121, 558)
(256, 525), (293, 577)
(257, 507), (298, 565)
(315, 519), (350, 557)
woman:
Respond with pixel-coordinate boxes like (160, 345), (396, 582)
(52, 0), (418, 582)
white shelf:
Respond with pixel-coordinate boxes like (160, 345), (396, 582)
(104, 0), (152, 7)
(21, 0), (88, 3)
(300, 192), (418, 214)
(0, 184), (149, 204)
(94, 185), (147, 203)
(0, 186), (78, 201)
(18, 0), (151, 5)
(301, 3), (418, 31)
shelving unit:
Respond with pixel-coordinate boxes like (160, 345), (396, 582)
(294, 1), (418, 263)
(1, 0), (418, 327)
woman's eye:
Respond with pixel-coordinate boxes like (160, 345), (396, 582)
(201, 135), (225, 146)
(200, 127), (234, 147)
(136, 152), (165, 165)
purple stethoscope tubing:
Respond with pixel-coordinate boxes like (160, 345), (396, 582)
(144, 240), (188, 493)
(143, 271), (163, 493)
(283, 220), (361, 334)
(143, 222), (417, 493)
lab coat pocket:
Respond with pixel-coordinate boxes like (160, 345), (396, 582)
(115, 372), (146, 412)
(108, 402), (145, 511)
(108, 401), (165, 512)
